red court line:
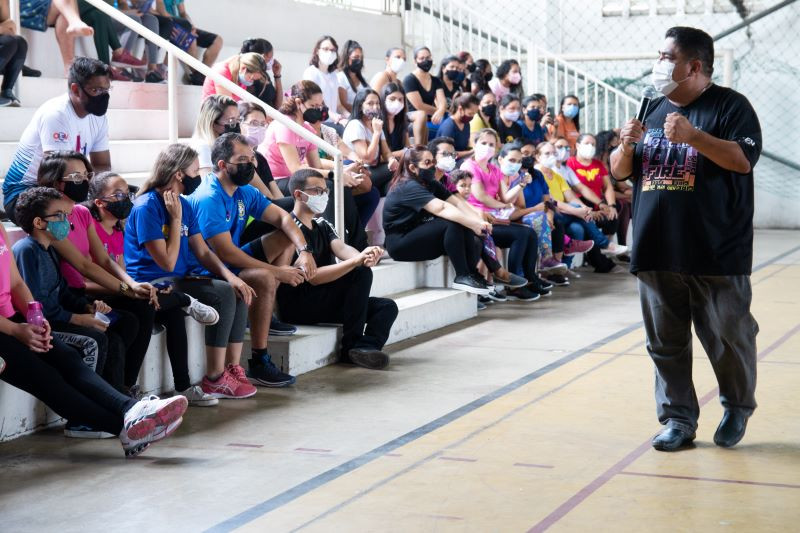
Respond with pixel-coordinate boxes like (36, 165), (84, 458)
(619, 471), (800, 489)
(527, 322), (800, 533)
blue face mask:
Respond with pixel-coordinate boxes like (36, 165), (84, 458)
(501, 161), (522, 176)
(47, 219), (70, 241)
(562, 103), (579, 119)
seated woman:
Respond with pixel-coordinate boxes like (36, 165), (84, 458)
(488, 59), (523, 101)
(436, 55), (465, 108)
(343, 88), (400, 197)
(337, 39), (369, 114)
(369, 46), (405, 92)
(469, 90), (497, 140)
(461, 133), (550, 300)
(258, 80), (368, 250)
(303, 35), (348, 131)
(596, 129), (632, 251)
(495, 94), (523, 144)
(87, 171), (219, 406)
(555, 94), (582, 153)
(456, 51), (474, 92)
(382, 146), (492, 295)
(469, 59), (492, 95)
(0, 220), (187, 457)
(403, 46), (447, 144)
(0, 1), (28, 107)
(125, 143), (258, 400)
(435, 93), (479, 161)
(380, 82), (410, 158)
(240, 38), (282, 109)
(201, 52), (268, 102)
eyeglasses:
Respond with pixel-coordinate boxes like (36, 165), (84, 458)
(243, 120), (267, 128)
(42, 212), (68, 221)
(101, 191), (135, 202)
(303, 187), (329, 195)
(81, 85), (112, 97)
(439, 152), (456, 158)
(217, 117), (240, 127)
(62, 172), (94, 183)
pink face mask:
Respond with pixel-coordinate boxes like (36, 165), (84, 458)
(508, 71), (522, 85)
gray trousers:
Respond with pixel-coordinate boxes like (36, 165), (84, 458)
(637, 271), (759, 434)
(112, 12), (160, 64)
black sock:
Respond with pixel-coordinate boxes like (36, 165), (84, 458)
(251, 347), (268, 361)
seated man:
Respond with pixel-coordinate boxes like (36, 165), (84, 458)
(3, 57), (111, 223)
(279, 169), (399, 369)
(188, 133), (317, 387)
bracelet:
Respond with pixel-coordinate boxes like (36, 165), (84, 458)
(274, 75), (281, 79)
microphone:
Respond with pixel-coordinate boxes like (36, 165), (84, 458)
(631, 86), (658, 147)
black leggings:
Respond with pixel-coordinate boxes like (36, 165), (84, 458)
(0, 326), (135, 435)
(491, 223), (539, 280)
(552, 217), (565, 254)
(369, 163), (394, 197)
(0, 35), (27, 92)
(385, 218), (480, 277)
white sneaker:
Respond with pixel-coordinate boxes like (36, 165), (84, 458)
(121, 395), (187, 443)
(601, 243), (629, 257)
(178, 385), (219, 407)
(121, 417), (184, 458)
(184, 295), (219, 325)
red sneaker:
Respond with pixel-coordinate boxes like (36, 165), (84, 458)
(109, 66), (131, 81)
(201, 370), (256, 399)
(226, 363), (249, 384)
(112, 49), (146, 68)
(564, 238), (595, 256)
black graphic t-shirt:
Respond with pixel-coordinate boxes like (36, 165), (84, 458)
(631, 84), (762, 275)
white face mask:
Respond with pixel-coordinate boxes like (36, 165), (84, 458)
(540, 154), (557, 168)
(244, 125), (266, 147)
(318, 50), (337, 67)
(436, 156), (456, 173)
(239, 71), (254, 87)
(556, 146), (570, 162)
(301, 191), (329, 214)
(385, 99), (404, 116)
(577, 143), (596, 160)
(502, 110), (521, 122)
(266, 58), (275, 72)
(651, 59), (689, 96)
(474, 143), (494, 162)
(389, 57), (405, 73)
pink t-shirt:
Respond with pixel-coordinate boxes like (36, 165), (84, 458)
(61, 204), (92, 289)
(91, 218), (123, 264)
(259, 120), (317, 180)
(0, 229), (14, 318)
(462, 159), (504, 212)
(201, 62), (247, 102)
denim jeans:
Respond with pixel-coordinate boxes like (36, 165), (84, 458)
(556, 212), (609, 248)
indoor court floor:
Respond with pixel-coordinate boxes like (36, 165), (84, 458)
(1, 230), (798, 533)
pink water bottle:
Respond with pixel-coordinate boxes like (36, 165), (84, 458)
(26, 301), (45, 327)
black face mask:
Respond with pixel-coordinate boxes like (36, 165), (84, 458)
(481, 104), (497, 118)
(521, 156), (535, 170)
(227, 162), (255, 186)
(467, 63), (477, 73)
(181, 173), (202, 196)
(484, 73), (493, 83)
(417, 166), (436, 183)
(350, 59), (363, 72)
(63, 180), (89, 202)
(105, 198), (133, 220)
(446, 70), (465, 83)
(302, 105), (329, 124)
(527, 109), (542, 122)
(224, 123), (241, 134)
(81, 89), (110, 117)
(417, 59), (433, 72)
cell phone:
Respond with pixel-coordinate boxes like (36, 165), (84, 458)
(106, 310), (120, 325)
(547, 107), (554, 117)
(153, 281), (173, 291)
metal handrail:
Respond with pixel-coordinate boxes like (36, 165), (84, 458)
(80, 0), (346, 235)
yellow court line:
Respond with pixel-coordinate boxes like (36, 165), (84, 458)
(231, 264), (800, 533)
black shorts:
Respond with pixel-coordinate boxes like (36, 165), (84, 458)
(170, 16), (218, 48)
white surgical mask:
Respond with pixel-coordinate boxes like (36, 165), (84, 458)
(651, 59), (688, 96)
(474, 143), (494, 162)
(318, 50), (337, 67)
(577, 143), (596, 160)
(502, 110), (520, 122)
(389, 57), (405, 73)
(385, 99), (404, 116)
(437, 156), (456, 173)
(266, 58), (275, 72)
(541, 154), (557, 168)
(500, 161), (522, 176)
(239, 71), (254, 87)
(244, 125), (266, 147)
(302, 191), (329, 214)
(556, 146), (570, 162)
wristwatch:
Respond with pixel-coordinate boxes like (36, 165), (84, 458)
(297, 244), (314, 255)
(119, 281), (131, 295)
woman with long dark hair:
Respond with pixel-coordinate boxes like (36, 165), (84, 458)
(337, 39), (369, 113)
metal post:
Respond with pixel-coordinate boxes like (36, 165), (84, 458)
(167, 51), (179, 144)
(543, 57), (549, 106)
(604, 89), (609, 130)
(334, 153), (344, 238)
(583, 76), (589, 130)
(527, 41), (536, 94)
(9, 0), (19, 27)
(594, 82), (599, 133)
(722, 48), (734, 87)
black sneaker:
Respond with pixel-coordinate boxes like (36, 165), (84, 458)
(478, 295), (494, 305)
(247, 355), (296, 387)
(546, 274), (570, 287)
(487, 290), (507, 302)
(494, 271), (528, 289)
(452, 274), (491, 295)
(145, 70), (165, 83)
(269, 316), (297, 336)
(348, 348), (390, 370)
(22, 65), (41, 77)
(506, 287), (541, 302)
(536, 276), (554, 290)
(530, 278), (552, 297)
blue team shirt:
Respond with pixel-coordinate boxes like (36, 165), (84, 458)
(522, 168), (550, 207)
(124, 190), (201, 281)
(435, 116), (470, 151)
(517, 120), (546, 145)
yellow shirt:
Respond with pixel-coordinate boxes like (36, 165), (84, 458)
(470, 114), (490, 136)
(542, 169), (571, 203)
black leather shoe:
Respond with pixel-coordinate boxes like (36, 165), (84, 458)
(348, 348), (390, 370)
(652, 427), (696, 451)
(713, 411), (748, 448)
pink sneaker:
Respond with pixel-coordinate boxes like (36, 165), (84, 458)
(539, 256), (568, 274)
(226, 363), (249, 384)
(112, 49), (146, 68)
(564, 239), (595, 256)
(201, 370), (257, 399)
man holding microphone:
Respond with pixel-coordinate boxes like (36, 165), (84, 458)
(611, 27), (762, 451)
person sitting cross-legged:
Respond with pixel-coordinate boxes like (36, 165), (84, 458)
(188, 133), (318, 387)
(278, 169), (399, 370)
